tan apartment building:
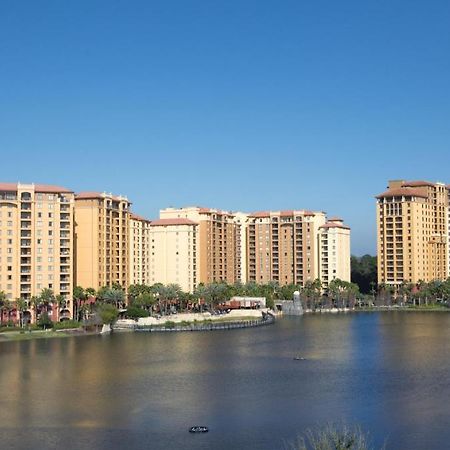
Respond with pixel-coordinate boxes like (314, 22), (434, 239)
(318, 218), (351, 287)
(376, 180), (449, 285)
(74, 192), (131, 290)
(160, 207), (242, 285)
(233, 212), (249, 283)
(246, 210), (329, 285)
(129, 214), (151, 286)
(149, 218), (198, 292)
(0, 183), (75, 321)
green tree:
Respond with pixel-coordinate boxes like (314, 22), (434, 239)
(97, 304), (119, 325)
(37, 312), (53, 330)
(125, 305), (150, 319)
(351, 255), (377, 294)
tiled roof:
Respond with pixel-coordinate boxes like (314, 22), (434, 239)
(150, 218), (198, 226)
(401, 180), (437, 188)
(0, 182), (73, 193)
(248, 211), (270, 218)
(130, 213), (151, 222)
(376, 187), (428, 199)
(328, 217), (343, 222)
(320, 222), (351, 230)
(75, 191), (130, 202)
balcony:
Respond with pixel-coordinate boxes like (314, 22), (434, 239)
(60, 213), (70, 221)
(20, 239), (31, 247)
(59, 195), (71, 203)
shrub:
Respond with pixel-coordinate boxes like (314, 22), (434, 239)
(53, 320), (81, 330)
(284, 423), (383, 450)
(125, 306), (150, 319)
(37, 313), (54, 330)
(164, 321), (175, 329)
(97, 304), (119, 325)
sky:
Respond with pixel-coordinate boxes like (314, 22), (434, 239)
(1, 0), (449, 255)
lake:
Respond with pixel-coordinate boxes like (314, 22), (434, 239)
(1, 312), (450, 449)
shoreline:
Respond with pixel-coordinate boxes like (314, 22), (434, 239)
(302, 306), (449, 314)
(0, 328), (100, 343)
(1, 306), (448, 342)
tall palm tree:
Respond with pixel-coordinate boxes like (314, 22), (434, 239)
(0, 290), (7, 326)
(16, 298), (27, 328)
(103, 288), (125, 309)
(55, 294), (66, 322)
(29, 296), (39, 324)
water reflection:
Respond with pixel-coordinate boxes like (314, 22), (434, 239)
(1, 313), (450, 450)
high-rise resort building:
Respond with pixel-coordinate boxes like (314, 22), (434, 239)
(159, 207), (243, 285)
(247, 210), (329, 285)
(149, 218), (198, 292)
(74, 192), (131, 291)
(129, 214), (152, 286)
(0, 183), (75, 321)
(318, 218), (351, 288)
(376, 180), (449, 286)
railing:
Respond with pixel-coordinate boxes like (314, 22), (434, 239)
(133, 314), (275, 333)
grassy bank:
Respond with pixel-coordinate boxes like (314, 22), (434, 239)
(0, 327), (96, 342)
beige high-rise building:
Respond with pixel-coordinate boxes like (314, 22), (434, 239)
(318, 218), (351, 287)
(233, 212), (249, 283)
(160, 207), (242, 285)
(376, 180), (449, 285)
(247, 210), (328, 285)
(129, 214), (151, 286)
(149, 218), (198, 292)
(74, 192), (131, 290)
(0, 182), (75, 321)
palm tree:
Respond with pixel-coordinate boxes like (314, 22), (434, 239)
(39, 288), (55, 322)
(0, 298), (13, 326)
(73, 286), (87, 322)
(16, 298), (27, 328)
(193, 284), (207, 313)
(0, 290), (7, 326)
(29, 296), (40, 324)
(103, 288), (125, 309)
(55, 294), (66, 322)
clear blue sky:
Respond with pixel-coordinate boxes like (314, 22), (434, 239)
(1, 0), (449, 255)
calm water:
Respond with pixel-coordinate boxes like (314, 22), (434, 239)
(1, 312), (450, 450)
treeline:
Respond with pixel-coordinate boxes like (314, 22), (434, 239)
(72, 278), (361, 320)
(375, 279), (450, 306)
(351, 254), (377, 294)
